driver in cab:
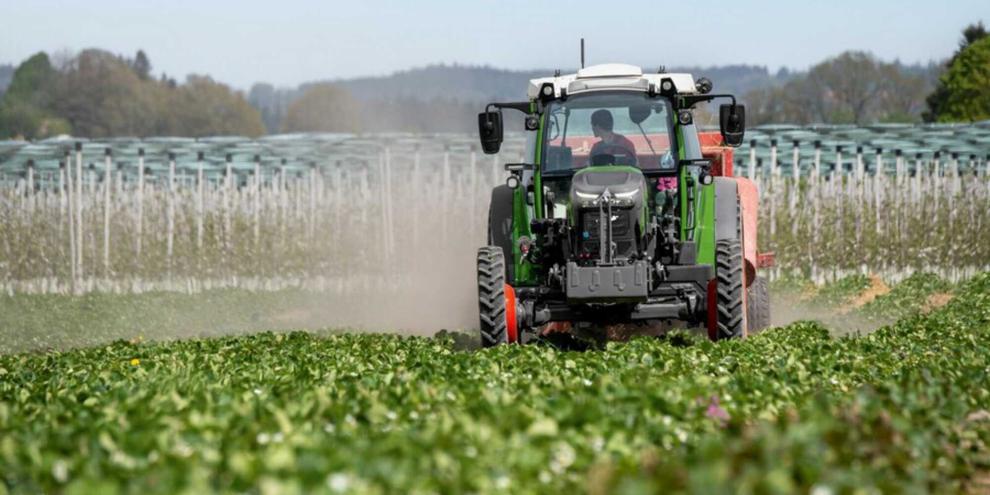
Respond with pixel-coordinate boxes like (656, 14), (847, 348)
(589, 109), (637, 165)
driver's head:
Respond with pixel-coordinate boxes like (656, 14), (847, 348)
(591, 109), (614, 137)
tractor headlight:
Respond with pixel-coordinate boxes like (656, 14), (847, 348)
(613, 188), (640, 200)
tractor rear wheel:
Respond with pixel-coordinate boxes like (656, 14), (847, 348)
(747, 276), (771, 333)
(477, 246), (517, 347)
(714, 239), (748, 340)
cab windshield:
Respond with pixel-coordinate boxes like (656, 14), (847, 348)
(542, 92), (675, 175)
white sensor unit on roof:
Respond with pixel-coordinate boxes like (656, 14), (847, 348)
(576, 64), (643, 79)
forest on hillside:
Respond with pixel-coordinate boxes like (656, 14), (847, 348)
(1, 23), (987, 139)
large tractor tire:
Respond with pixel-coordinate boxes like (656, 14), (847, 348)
(713, 239), (748, 340)
(487, 186), (515, 282)
(747, 276), (771, 333)
(477, 246), (518, 347)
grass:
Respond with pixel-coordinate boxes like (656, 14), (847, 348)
(1, 273), (989, 493)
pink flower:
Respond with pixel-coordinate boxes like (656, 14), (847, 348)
(656, 177), (677, 191)
(705, 395), (730, 424)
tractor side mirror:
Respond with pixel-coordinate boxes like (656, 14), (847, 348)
(478, 110), (504, 154)
(719, 104), (746, 147)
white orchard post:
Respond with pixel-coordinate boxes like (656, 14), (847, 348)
(377, 150), (391, 269)
(196, 151), (205, 252)
(253, 154), (261, 247)
(26, 159), (35, 208)
(874, 147), (884, 178)
(308, 161), (317, 240)
(278, 158), (288, 241)
(949, 151), (960, 219)
(833, 145), (844, 181)
(769, 139), (778, 177)
(768, 139), (777, 248)
(812, 140), (822, 181)
(293, 169), (303, 232)
(25, 160), (35, 216)
(932, 151), (942, 216)
(75, 142), (84, 282)
(59, 155), (67, 218)
(873, 147), (883, 240)
(790, 140), (800, 238)
(384, 146), (395, 264)
(914, 152), (925, 205)
(136, 148), (145, 258)
(115, 159), (124, 196)
(167, 152), (176, 277)
(224, 153), (233, 256)
(894, 149), (904, 244)
(747, 139), (756, 180)
(894, 149), (905, 185)
(811, 146), (821, 281)
(791, 140), (801, 180)
(103, 148), (113, 276)
(64, 153), (76, 289)
(833, 145), (843, 248)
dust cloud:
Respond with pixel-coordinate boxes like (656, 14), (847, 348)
(768, 291), (893, 336)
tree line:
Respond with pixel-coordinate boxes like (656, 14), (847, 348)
(1, 22), (987, 140)
(745, 22), (988, 126)
(0, 49), (264, 140)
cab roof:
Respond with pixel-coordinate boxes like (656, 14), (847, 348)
(527, 64), (698, 100)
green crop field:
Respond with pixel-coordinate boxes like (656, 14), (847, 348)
(1, 273), (989, 494)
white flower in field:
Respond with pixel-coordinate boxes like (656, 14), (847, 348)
(591, 436), (605, 452)
(550, 443), (576, 474)
(494, 474), (510, 489)
(323, 423), (336, 433)
(272, 432), (284, 443)
(256, 432), (271, 445)
(327, 473), (351, 493)
(171, 440), (194, 458)
(52, 460), (69, 483)
(538, 470), (552, 484)
(253, 388), (262, 396)
(811, 485), (834, 495)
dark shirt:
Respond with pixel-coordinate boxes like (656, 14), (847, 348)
(590, 133), (637, 160)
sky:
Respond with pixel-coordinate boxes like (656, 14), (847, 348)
(1, 0), (988, 89)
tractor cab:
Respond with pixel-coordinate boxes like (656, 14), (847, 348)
(475, 64), (767, 347)
(541, 91), (678, 222)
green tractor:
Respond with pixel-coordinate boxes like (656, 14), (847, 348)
(476, 64), (771, 347)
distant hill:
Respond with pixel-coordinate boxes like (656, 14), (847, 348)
(332, 64), (788, 102)
(248, 64), (791, 133)
(0, 64), (15, 98)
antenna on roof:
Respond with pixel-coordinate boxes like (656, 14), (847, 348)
(580, 38), (585, 68)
